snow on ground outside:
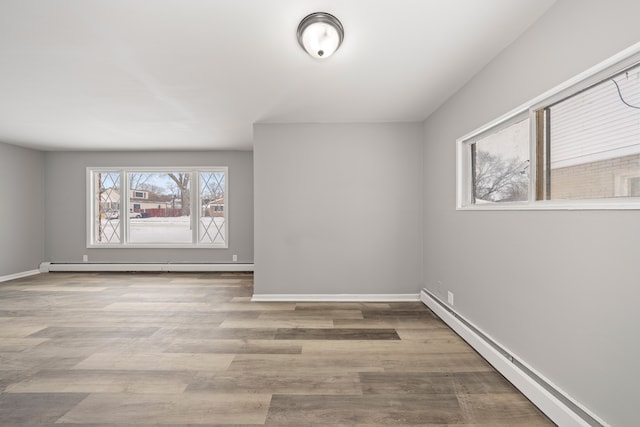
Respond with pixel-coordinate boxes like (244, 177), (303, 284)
(102, 216), (225, 244)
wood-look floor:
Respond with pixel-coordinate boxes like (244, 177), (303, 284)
(0, 272), (554, 426)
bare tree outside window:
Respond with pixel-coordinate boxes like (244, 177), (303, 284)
(474, 150), (529, 202)
(129, 173), (153, 192)
(168, 173), (190, 216)
(471, 118), (530, 204)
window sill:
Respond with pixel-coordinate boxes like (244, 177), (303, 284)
(457, 199), (640, 211)
(87, 243), (228, 249)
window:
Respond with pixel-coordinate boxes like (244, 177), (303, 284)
(93, 171), (121, 244)
(198, 170), (226, 246)
(457, 43), (640, 210)
(535, 63), (640, 201)
(88, 167), (227, 247)
(470, 117), (529, 204)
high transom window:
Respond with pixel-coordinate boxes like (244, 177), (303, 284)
(470, 117), (530, 204)
(535, 63), (640, 201)
(457, 44), (640, 210)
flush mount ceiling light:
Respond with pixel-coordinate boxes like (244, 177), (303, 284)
(296, 12), (344, 59)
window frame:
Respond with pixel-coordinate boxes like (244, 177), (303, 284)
(86, 166), (228, 248)
(456, 110), (531, 208)
(457, 41), (640, 211)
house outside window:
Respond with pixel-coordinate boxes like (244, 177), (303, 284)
(457, 46), (640, 210)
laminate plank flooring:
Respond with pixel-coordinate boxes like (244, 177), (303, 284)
(0, 272), (554, 426)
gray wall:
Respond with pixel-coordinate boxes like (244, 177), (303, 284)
(44, 151), (253, 264)
(0, 142), (45, 276)
(254, 123), (423, 295)
(423, 1), (640, 425)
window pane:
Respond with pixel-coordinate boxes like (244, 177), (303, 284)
(472, 118), (530, 203)
(542, 64), (640, 200)
(199, 171), (226, 245)
(94, 171), (121, 243)
(127, 172), (192, 243)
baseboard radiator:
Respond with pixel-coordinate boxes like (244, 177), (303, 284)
(39, 262), (254, 273)
(420, 289), (607, 427)
(252, 293), (419, 302)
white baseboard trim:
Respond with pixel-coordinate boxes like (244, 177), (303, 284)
(39, 262), (254, 273)
(420, 289), (607, 427)
(0, 269), (40, 283)
(252, 293), (420, 302)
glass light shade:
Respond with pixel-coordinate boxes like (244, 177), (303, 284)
(297, 12), (344, 59)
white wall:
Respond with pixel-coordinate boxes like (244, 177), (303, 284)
(423, 1), (640, 425)
(254, 123), (423, 295)
(44, 150), (253, 264)
(0, 142), (45, 276)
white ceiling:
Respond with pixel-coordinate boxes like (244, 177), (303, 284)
(0, 0), (556, 151)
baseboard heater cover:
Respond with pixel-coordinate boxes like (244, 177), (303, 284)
(420, 289), (607, 427)
(39, 262), (254, 273)
(252, 293), (420, 302)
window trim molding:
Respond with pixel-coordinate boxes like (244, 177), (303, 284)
(456, 110), (530, 209)
(86, 166), (228, 248)
(457, 40), (640, 211)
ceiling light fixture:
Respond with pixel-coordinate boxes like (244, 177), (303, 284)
(296, 12), (344, 59)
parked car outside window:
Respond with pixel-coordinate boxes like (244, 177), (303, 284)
(105, 210), (142, 219)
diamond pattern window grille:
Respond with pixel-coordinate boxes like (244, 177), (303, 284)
(89, 168), (227, 247)
(95, 171), (121, 243)
(199, 171), (225, 244)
